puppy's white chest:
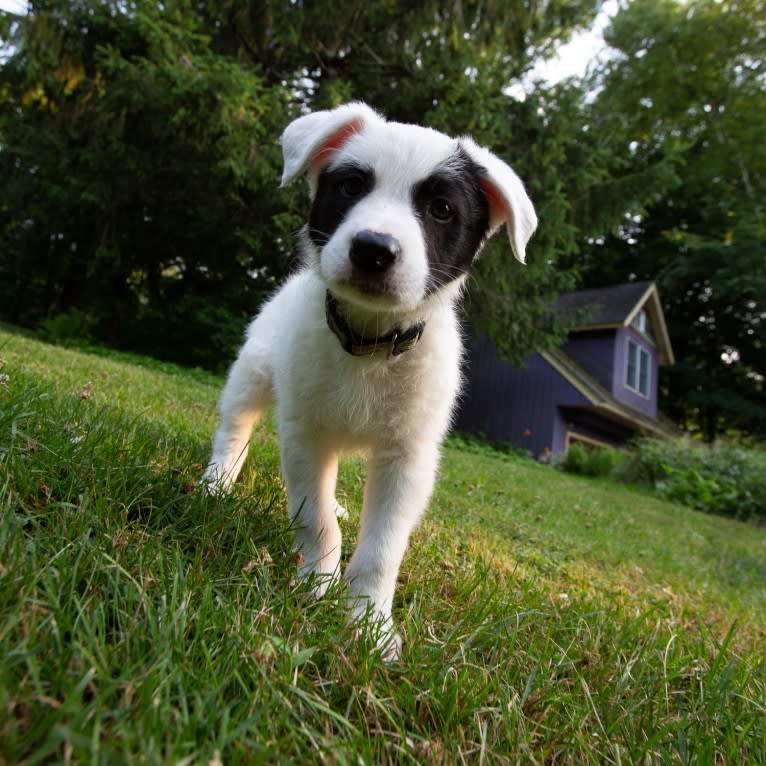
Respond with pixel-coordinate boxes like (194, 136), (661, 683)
(297, 351), (423, 443)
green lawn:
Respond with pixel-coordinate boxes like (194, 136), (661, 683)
(1, 327), (764, 764)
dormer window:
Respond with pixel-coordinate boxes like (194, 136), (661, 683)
(626, 339), (650, 397)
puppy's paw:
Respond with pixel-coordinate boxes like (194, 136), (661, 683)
(333, 499), (349, 520)
(349, 606), (402, 663)
(201, 463), (234, 495)
(352, 622), (402, 663)
(294, 551), (342, 599)
(376, 627), (402, 663)
(306, 568), (342, 599)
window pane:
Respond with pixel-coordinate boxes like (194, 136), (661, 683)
(639, 349), (649, 395)
(627, 341), (637, 389)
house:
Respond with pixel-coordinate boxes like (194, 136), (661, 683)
(455, 281), (676, 457)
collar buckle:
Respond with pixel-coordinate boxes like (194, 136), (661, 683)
(386, 332), (399, 359)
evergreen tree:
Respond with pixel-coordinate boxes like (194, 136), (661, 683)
(0, 0), (291, 370)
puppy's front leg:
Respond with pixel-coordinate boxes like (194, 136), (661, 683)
(280, 433), (342, 597)
(204, 347), (274, 491)
(345, 443), (439, 658)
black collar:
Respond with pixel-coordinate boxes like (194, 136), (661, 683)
(325, 291), (425, 357)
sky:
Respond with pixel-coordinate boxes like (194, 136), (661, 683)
(0, 0), (24, 13)
(0, 0), (618, 83)
(531, 0), (619, 84)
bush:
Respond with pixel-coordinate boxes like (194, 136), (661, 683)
(39, 308), (95, 344)
(126, 297), (249, 374)
(558, 442), (623, 478)
(628, 437), (766, 520)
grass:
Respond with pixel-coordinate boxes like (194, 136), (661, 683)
(1, 326), (765, 764)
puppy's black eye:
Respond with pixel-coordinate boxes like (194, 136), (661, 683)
(339, 174), (366, 198)
(429, 197), (454, 222)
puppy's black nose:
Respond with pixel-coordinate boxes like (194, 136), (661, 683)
(349, 231), (400, 274)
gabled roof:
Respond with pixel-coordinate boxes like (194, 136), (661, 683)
(541, 348), (677, 439)
(554, 281), (675, 365)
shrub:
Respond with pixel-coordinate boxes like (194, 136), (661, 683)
(39, 308), (95, 344)
(126, 297), (249, 374)
(558, 442), (623, 478)
(628, 437), (766, 520)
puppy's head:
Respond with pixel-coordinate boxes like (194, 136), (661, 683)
(281, 102), (537, 313)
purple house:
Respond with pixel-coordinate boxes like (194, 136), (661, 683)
(455, 282), (676, 457)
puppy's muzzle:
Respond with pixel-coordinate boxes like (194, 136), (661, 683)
(349, 230), (401, 275)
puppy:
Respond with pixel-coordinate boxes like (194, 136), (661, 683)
(204, 102), (536, 658)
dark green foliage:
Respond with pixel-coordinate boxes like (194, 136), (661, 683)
(0, 1), (293, 371)
(627, 437), (766, 520)
(38, 307), (95, 344)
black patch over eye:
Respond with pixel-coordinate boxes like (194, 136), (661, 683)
(412, 149), (490, 293)
(309, 163), (374, 249)
(429, 197), (454, 222)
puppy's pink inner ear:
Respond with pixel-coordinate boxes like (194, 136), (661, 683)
(311, 120), (363, 173)
(480, 178), (508, 230)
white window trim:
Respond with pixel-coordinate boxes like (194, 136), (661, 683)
(625, 338), (651, 398)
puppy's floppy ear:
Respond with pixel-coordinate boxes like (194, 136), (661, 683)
(280, 102), (382, 187)
(460, 138), (537, 264)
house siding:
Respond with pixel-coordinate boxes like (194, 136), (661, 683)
(562, 331), (616, 390)
(613, 326), (658, 418)
(455, 334), (590, 457)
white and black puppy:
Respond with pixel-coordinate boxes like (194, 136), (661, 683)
(204, 102), (536, 658)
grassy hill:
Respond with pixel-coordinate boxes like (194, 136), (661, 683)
(1, 327), (764, 764)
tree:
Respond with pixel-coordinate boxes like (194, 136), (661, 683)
(1, 0), (292, 370)
(580, 0), (766, 439)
